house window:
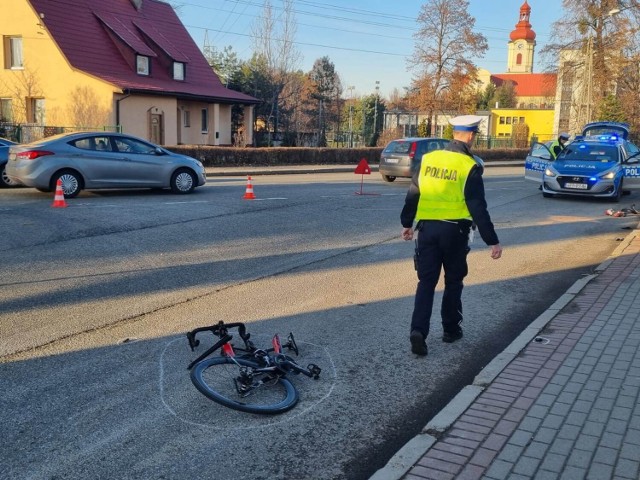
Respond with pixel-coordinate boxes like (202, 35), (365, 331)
(173, 62), (185, 81)
(136, 55), (150, 76)
(519, 117), (525, 123)
(201, 108), (208, 133)
(3, 36), (23, 69)
(512, 117), (519, 125)
(499, 117), (505, 125)
(27, 98), (45, 123)
(0, 98), (12, 121)
(183, 109), (190, 127)
(506, 117), (512, 125)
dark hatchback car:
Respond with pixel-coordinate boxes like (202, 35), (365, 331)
(379, 137), (449, 182)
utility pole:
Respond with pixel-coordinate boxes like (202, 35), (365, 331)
(347, 86), (355, 148)
(372, 80), (380, 146)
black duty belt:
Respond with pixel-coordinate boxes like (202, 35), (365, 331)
(417, 219), (473, 229)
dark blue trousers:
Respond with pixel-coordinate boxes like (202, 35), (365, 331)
(411, 220), (470, 338)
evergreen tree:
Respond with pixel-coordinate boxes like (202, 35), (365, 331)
(477, 83), (496, 110)
(597, 94), (627, 123)
(417, 119), (428, 137)
(491, 82), (517, 109)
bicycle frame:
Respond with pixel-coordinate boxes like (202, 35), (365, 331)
(186, 321), (318, 378)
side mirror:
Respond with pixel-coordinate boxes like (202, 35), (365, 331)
(154, 147), (165, 155)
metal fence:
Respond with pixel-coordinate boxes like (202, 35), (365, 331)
(0, 123), (121, 143)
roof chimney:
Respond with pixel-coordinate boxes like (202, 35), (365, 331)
(130, 0), (142, 11)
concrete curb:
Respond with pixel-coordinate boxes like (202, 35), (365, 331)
(205, 161), (524, 178)
(369, 230), (639, 480)
(206, 166), (378, 177)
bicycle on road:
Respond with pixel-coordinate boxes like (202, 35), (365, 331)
(186, 321), (322, 414)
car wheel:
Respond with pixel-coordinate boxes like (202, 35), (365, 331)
(0, 165), (20, 188)
(381, 174), (396, 182)
(51, 170), (83, 198)
(171, 168), (196, 194)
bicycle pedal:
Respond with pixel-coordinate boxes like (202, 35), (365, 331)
(186, 333), (199, 351)
(308, 363), (321, 379)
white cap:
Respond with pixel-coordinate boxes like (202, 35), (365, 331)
(449, 115), (483, 132)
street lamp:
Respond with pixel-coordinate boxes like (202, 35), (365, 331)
(347, 85), (355, 148)
(372, 80), (380, 145)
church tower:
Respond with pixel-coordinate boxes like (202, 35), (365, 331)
(507, 1), (536, 73)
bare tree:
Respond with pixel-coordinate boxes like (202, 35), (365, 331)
(66, 86), (110, 128)
(387, 88), (410, 111)
(251, 0), (301, 143)
(410, 0), (488, 135)
(541, 0), (640, 129)
(0, 64), (42, 123)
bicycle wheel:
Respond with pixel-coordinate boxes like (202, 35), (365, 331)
(190, 356), (299, 414)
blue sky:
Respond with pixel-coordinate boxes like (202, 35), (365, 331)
(175, 0), (561, 98)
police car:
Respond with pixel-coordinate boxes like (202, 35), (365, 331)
(525, 122), (640, 201)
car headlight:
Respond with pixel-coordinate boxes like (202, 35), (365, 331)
(600, 171), (615, 179)
(544, 167), (556, 178)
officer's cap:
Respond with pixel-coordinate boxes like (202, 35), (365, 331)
(559, 132), (570, 140)
(449, 115), (483, 132)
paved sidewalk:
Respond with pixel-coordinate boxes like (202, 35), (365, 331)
(372, 228), (640, 480)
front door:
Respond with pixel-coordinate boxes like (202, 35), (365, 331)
(150, 113), (163, 145)
(623, 143), (640, 190)
(524, 142), (553, 184)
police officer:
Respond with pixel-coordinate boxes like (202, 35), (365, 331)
(550, 132), (570, 159)
(401, 115), (502, 356)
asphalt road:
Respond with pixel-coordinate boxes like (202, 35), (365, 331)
(1, 169), (638, 479)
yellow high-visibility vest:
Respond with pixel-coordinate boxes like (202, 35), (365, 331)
(549, 140), (561, 159)
(416, 150), (475, 220)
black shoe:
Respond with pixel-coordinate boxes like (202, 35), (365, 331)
(410, 330), (428, 356)
(442, 329), (463, 343)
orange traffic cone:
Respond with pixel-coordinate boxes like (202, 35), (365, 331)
(51, 179), (67, 208)
(243, 175), (256, 200)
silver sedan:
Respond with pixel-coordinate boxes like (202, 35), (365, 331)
(6, 131), (206, 197)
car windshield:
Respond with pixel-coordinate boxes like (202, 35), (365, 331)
(558, 144), (619, 163)
(383, 141), (412, 154)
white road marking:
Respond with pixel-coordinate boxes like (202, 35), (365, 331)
(158, 336), (336, 430)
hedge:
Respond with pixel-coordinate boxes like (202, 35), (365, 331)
(164, 145), (529, 167)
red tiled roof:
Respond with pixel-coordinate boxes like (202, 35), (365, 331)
(134, 19), (190, 63)
(28, 0), (259, 104)
(491, 73), (557, 97)
(93, 12), (157, 58)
